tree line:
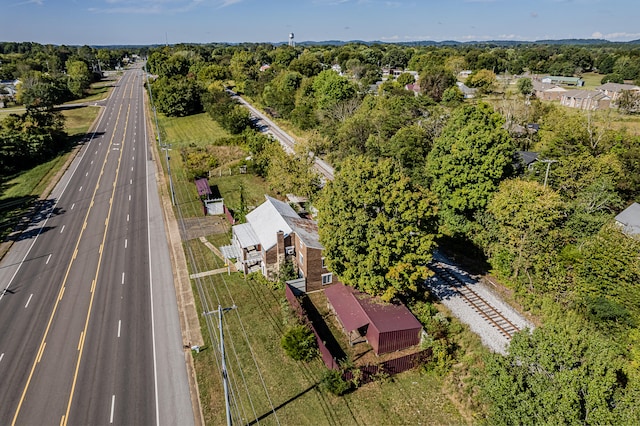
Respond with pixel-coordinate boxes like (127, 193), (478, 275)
(0, 43), (133, 176)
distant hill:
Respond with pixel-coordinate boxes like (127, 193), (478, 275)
(290, 38), (640, 47)
(88, 38), (640, 49)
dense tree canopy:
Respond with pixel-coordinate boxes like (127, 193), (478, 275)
(482, 314), (635, 425)
(317, 156), (438, 301)
(426, 102), (514, 235)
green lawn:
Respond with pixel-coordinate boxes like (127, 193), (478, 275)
(580, 72), (604, 89)
(188, 257), (466, 426)
(155, 111), (273, 218)
(158, 112), (229, 148)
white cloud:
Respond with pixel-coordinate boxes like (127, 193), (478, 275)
(591, 31), (640, 40)
(12, 0), (44, 6)
(90, 0), (215, 14)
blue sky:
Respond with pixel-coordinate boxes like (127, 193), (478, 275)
(3, 0), (640, 46)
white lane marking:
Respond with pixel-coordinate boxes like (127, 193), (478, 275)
(121, 272), (125, 285)
(110, 395), (115, 423)
(144, 93), (161, 425)
(71, 203), (75, 210)
(124, 239), (128, 249)
(133, 147), (135, 151)
(129, 179), (132, 185)
(60, 225), (65, 234)
(79, 186), (83, 192)
(126, 214), (129, 222)
(91, 160), (94, 165)
(117, 320), (121, 338)
(132, 156), (135, 161)
(131, 167), (134, 172)
(46, 254), (52, 264)
(0, 353), (4, 363)
(128, 194), (131, 201)
(25, 294), (33, 308)
(86, 172), (89, 177)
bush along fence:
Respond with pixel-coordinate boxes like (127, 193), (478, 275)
(285, 284), (340, 370)
(285, 284), (432, 386)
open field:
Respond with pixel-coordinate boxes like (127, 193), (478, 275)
(580, 72), (604, 89)
(158, 112), (229, 147)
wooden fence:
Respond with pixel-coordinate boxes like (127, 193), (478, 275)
(223, 205), (235, 225)
(285, 284), (340, 370)
(342, 349), (432, 385)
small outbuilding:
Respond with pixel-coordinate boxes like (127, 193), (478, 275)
(325, 283), (422, 355)
(195, 177), (212, 199)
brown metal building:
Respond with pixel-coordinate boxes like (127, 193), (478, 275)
(325, 283), (422, 355)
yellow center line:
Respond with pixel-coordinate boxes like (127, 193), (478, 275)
(62, 77), (136, 426)
(11, 74), (131, 426)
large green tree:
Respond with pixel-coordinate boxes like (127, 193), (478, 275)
(481, 314), (634, 425)
(481, 179), (565, 288)
(66, 59), (91, 98)
(426, 102), (514, 236)
(317, 156), (439, 301)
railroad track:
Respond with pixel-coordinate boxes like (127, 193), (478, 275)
(430, 262), (520, 339)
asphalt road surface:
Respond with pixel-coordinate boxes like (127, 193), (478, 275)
(227, 89), (335, 180)
(0, 66), (194, 425)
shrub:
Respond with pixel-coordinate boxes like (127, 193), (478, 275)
(319, 369), (352, 396)
(281, 324), (317, 362)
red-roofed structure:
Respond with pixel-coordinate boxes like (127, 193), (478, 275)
(325, 283), (422, 355)
(195, 177), (212, 198)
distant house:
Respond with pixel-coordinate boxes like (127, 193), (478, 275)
(404, 82), (421, 96)
(532, 80), (567, 101)
(458, 70), (473, 78)
(225, 195), (332, 292)
(541, 76), (585, 87)
(615, 203), (640, 236)
(560, 89), (610, 110)
(456, 81), (477, 99)
(382, 68), (419, 81)
(515, 151), (539, 172)
(595, 82), (640, 102)
(259, 64), (271, 72)
(0, 79), (20, 101)
(325, 282), (423, 355)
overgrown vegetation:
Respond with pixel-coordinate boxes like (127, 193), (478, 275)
(280, 324), (318, 362)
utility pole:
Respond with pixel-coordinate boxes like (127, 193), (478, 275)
(204, 305), (237, 426)
(539, 159), (558, 189)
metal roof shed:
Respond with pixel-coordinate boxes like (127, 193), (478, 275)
(195, 178), (212, 198)
(325, 283), (422, 355)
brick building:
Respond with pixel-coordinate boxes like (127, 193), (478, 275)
(225, 195), (333, 292)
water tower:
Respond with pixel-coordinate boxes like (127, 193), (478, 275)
(288, 33), (295, 47)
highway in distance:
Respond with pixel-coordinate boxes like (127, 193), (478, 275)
(0, 65), (194, 425)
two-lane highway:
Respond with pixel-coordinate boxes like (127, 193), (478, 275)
(0, 66), (194, 425)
